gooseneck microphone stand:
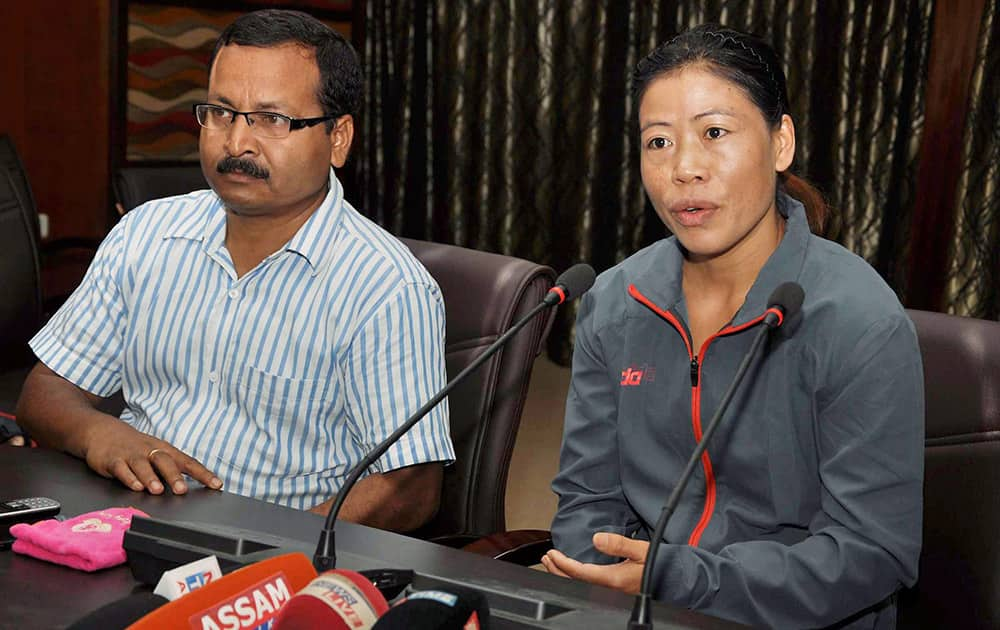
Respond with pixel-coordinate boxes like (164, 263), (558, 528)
(314, 264), (596, 572)
(628, 283), (804, 629)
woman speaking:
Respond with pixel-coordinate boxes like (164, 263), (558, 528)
(542, 25), (923, 629)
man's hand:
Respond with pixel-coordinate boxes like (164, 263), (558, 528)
(82, 420), (223, 495)
(16, 363), (223, 495)
(540, 533), (648, 595)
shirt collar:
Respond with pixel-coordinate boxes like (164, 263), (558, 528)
(165, 168), (346, 274)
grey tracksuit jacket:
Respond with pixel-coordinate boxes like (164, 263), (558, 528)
(551, 195), (923, 629)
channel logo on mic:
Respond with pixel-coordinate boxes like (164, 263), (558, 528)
(192, 572), (292, 630)
(178, 570), (215, 594)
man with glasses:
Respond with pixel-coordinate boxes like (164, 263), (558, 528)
(15, 10), (454, 533)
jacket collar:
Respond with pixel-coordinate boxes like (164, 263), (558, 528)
(631, 192), (810, 326)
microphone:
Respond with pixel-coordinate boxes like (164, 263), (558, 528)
(544, 263), (598, 306)
(153, 554), (223, 600)
(373, 585), (490, 629)
(762, 281), (804, 328)
(314, 263), (596, 571)
(128, 552), (318, 629)
(628, 282), (804, 629)
(272, 569), (390, 629)
(67, 593), (169, 630)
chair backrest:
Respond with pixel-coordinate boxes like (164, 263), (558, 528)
(0, 135), (41, 245)
(0, 135), (43, 372)
(113, 166), (208, 212)
(898, 309), (1000, 629)
(400, 238), (556, 540)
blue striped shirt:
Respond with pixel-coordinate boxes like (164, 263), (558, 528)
(30, 170), (455, 510)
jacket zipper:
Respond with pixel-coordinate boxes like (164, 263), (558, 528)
(627, 284), (769, 547)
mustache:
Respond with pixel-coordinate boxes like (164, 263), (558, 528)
(216, 156), (269, 180)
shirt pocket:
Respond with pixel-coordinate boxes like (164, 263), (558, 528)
(236, 364), (333, 437)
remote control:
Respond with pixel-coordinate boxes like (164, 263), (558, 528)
(0, 497), (61, 523)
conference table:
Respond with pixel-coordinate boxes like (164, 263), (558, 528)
(0, 446), (740, 629)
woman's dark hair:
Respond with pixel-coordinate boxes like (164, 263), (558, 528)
(209, 9), (361, 128)
(633, 24), (827, 233)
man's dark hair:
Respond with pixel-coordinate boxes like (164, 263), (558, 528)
(209, 9), (361, 123)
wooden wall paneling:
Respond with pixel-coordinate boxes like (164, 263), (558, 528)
(0, 5), (29, 151)
(25, 1), (112, 241)
(906, 0), (987, 310)
(0, 1), (113, 241)
(0, 2), (113, 301)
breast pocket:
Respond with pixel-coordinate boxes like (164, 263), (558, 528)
(237, 364), (333, 438)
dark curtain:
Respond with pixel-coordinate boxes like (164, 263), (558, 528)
(944, 0), (1000, 319)
(358, 1), (933, 363)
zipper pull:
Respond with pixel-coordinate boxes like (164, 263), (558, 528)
(690, 357), (699, 387)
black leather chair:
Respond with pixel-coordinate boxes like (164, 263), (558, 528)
(0, 166), (43, 416)
(399, 238), (556, 544)
(112, 166), (208, 213)
(898, 309), (1000, 629)
(0, 135), (101, 425)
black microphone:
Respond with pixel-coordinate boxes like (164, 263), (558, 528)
(373, 585), (490, 629)
(544, 263), (598, 306)
(314, 264), (596, 571)
(628, 282), (804, 629)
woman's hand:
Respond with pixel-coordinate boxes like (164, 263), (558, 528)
(540, 532), (649, 595)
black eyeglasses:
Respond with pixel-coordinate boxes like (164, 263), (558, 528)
(192, 103), (337, 139)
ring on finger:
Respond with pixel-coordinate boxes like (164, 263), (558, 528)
(147, 447), (166, 460)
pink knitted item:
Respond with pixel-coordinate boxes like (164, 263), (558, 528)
(9, 507), (149, 572)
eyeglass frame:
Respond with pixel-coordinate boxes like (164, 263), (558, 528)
(192, 103), (339, 138)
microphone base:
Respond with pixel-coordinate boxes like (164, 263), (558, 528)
(123, 516), (311, 586)
(628, 593), (653, 629)
(312, 528), (336, 572)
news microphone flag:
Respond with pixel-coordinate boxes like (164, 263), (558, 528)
(373, 585), (490, 629)
(128, 552), (317, 630)
(154, 555), (224, 601)
(272, 569), (390, 629)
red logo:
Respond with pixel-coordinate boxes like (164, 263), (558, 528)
(620, 366), (655, 386)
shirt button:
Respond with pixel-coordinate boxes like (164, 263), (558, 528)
(208, 372), (218, 383)
(228, 289), (239, 299)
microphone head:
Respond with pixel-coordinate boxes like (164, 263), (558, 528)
(272, 569), (390, 630)
(546, 263), (597, 305)
(767, 282), (805, 319)
(67, 592), (168, 630)
(129, 552), (318, 630)
(373, 585), (489, 629)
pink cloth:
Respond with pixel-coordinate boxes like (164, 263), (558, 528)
(9, 507), (148, 572)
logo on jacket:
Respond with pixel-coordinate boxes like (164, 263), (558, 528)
(620, 366), (655, 386)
